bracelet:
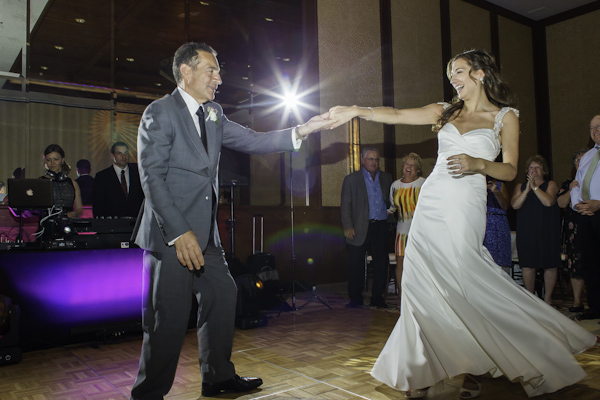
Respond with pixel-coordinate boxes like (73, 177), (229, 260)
(533, 186), (538, 191)
(365, 107), (374, 121)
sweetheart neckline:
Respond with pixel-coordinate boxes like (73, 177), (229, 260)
(446, 123), (494, 136)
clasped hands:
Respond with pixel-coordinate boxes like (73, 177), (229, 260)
(574, 200), (600, 216)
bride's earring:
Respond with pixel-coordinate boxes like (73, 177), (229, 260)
(479, 77), (484, 85)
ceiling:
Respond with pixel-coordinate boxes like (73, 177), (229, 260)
(0, 0), (597, 112)
(1, 0), (304, 112)
(486, 0), (598, 20)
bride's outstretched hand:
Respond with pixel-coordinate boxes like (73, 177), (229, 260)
(447, 153), (485, 174)
(327, 106), (361, 129)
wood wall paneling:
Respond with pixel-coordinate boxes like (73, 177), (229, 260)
(391, 0), (444, 179)
(546, 9), (600, 187)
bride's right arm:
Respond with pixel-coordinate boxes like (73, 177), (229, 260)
(327, 103), (443, 129)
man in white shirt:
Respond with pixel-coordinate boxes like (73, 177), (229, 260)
(572, 114), (600, 321)
(130, 42), (332, 399)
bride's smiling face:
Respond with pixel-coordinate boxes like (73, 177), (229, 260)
(450, 58), (483, 100)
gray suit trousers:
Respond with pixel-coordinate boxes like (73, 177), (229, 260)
(130, 246), (237, 399)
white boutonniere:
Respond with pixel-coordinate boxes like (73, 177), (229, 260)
(206, 107), (219, 125)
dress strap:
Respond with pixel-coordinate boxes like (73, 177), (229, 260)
(494, 107), (519, 137)
(437, 102), (451, 110)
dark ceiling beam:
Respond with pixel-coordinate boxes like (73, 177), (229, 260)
(72, 0), (150, 82)
(461, 0), (535, 26)
(538, 0), (600, 26)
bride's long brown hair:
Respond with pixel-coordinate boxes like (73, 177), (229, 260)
(434, 49), (515, 132)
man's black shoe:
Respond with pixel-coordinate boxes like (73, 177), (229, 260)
(370, 301), (389, 309)
(576, 310), (600, 321)
(345, 301), (368, 309)
(201, 375), (263, 397)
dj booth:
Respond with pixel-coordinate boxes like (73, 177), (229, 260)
(0, 207), (146, 351)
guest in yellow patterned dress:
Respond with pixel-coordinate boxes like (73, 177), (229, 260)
(389, 153), (426, 303)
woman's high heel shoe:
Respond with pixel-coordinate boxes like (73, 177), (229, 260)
(405, 387), (430, 398)
(459, 375), (481, 399)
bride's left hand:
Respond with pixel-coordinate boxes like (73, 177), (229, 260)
(447, 154), (484, 174)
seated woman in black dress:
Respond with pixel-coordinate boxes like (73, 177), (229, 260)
(39, 144), (83, 238)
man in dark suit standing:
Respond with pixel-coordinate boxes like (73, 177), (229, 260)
(92, 142), (144, 218)
(130, 42), (331, 399)
(75, 159), (94, 206)
(341, 147), (393, 309)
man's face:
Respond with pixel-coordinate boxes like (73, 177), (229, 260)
(112, 146), (129, 169)
(590, 116), (600, 146)
(181, 51), (222, 104)
(362, 150), (380, 175)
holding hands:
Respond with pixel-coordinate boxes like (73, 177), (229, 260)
(296, 112), (335, 139)
(327, 106), (365, 129)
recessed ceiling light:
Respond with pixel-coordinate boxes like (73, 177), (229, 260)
(155, 83), (162, 86)
(283, 58), (290, 62)
(200, 1), (209, 5)
(242, 77), (249, 80)
(75, 18), (85, 24)
(40, 66), (48, 70)
(55, 45), (64, 50)
(265, 18), (273, 22)
(126, 58), (135, 62)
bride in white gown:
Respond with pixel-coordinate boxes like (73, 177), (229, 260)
(327, 49), (596, 398)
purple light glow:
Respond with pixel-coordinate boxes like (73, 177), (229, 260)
(0, 249), (146, 328)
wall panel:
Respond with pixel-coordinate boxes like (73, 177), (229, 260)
(318, 0), (383, 207)
(547, 9), (600, 186)
(450, 0), (491, 55)
(497, 17), (536, 188)
(391, 0), (443, 179)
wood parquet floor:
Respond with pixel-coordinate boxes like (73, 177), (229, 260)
(2, 284), (600, 400)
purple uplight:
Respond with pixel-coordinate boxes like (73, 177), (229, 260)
(0, 248), (146, 333)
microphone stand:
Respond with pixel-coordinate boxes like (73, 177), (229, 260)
(288, 150), (330, 311)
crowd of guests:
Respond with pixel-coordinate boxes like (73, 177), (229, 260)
(342, 113), (600, 316)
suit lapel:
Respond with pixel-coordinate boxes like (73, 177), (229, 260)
(172, 89), (210, 166)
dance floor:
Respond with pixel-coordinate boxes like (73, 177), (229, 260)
(1, 283), (600, 399)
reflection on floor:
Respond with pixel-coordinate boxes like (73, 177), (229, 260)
(1, 283), (600, 399)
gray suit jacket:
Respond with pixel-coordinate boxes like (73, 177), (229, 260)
(340, 169), (393, 246)
(134, 88), (296, 252)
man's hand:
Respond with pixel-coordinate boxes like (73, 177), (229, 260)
(574, 200), (600, 216)
(344, 227), (355, 240)
(174, 230), (204, 271)
(569, 180), (579, 190)
(296, 112), (334, 140)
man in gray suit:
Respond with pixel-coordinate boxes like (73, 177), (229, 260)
(130, 42), (331, 399)
(341, 147), (393, 309)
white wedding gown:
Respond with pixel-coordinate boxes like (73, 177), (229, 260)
(371, 107), (596, 397)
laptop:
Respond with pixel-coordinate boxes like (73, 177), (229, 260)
(8, 179), (54, 208)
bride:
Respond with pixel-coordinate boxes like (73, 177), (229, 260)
(326, 49), (596, 398)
